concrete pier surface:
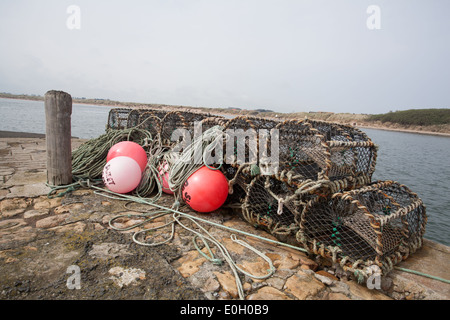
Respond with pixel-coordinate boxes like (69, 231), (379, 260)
(1, 134), (449, 301)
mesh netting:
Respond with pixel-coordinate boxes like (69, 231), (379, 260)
(298, 180), (427, 275)
(107, 108), (133, 130)
(242, 175), (301, 245)
(104, 107), (427, 278)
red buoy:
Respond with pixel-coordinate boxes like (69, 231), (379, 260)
(182, 166), (228, 213)
(106, 141), (147, 173)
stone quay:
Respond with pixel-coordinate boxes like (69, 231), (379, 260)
(1, 135), (449, 301)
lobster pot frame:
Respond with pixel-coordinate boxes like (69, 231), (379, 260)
(272, 119), (377, 188)
(219, 116), (279, 208)
(220, 115), (280, 132)
(160, 111), (222, 145)
(221, 164), (250, 206)
(274, 120), (328, 184)
(297, 180), (427, 276)
(220, 116), (279, 169)
(221, 160), (271, 212)
(126, 109), (167, 128)
(127, 109), (164, 137)
(241, 175), (301, 245)
(239, 174), (353, 246)
(107, 108), (133, 130)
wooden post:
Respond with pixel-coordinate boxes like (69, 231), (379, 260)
(45, 90), (73, 186)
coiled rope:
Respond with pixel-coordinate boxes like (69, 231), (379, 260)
(164, 125), (225, 206)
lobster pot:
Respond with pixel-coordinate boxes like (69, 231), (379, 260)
(241, 175), (303, 245)
(124, 109), (163, 137)
(298, 181), (427, 275)
(161, 111), (223, 146)
(131, 108), (169, 123)
(239, 174), (353, 246)
(221, 164), (248, 205)
(221, 116), (279, 169)
(220, 117), (280, 208)
(107, 108), (133, 130)
(243, 119), (378, 189)
(220, 161), (265, 209)
(306, 120), (377, 185)
(221, 115), (280, 132)
(275, 120), (328, 183)
(160, 111), (194, 144)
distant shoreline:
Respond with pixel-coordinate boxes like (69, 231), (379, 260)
(1, 94), (449, 137)
(357, 124), (450, 138)
(0, 130), (46, 138)
(0, 131), (81, 139)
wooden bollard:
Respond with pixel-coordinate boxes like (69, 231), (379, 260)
(45, 90), (73, 186)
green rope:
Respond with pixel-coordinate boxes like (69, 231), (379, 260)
(72, 128), (152, 179)
(93, 185), (308, 253)
(193, 235), (223, 266)
(46, 177), (103, 198)
(394, 266), (450, 284)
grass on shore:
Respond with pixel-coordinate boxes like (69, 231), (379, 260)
(368, 109), (450, 126)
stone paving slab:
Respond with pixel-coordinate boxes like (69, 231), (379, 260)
(1, 137), (449, 301)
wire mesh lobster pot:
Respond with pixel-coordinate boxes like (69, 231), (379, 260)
(220, 118), (377, 187)
(107, 107), (225, 144)
(220, 118), (378, 242)
(107, 108), (133, 130)
(219, 116), (281, 207)
(160, 111), (221, 144)
(285, 119), (377, 185)
(240, 174), (356, 246)
(297, 180), (427, 276)
(241, 175), (303, 245)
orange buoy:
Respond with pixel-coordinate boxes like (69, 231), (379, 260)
(182, 166), (228, 213)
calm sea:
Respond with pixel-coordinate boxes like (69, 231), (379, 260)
(0, 97), (112, 139)
(360, 128), (450, 247)
(1, 98), (449, 246)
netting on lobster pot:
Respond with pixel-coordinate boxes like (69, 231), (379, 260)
(222, 117), (259, 171)
(241, 175), (303, 245)
(297, 180), (427, 276)
(220, 115), (280, 131)
(160, 111), (192, 145)
(221, 164), (249, 209)
(220, 160), (265, 210)
(177, 116), (225, 148)
(131, 110), (163, 137)
(306, 120), (377, 185)
(160, 111), (222, 146)
(221, 116), (280, 177)
(175, 110), (218, 124)
(274, 120), (328, 184)
(107, 108), (132, 130)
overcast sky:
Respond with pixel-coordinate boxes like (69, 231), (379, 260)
(0, 0), (449, 114)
